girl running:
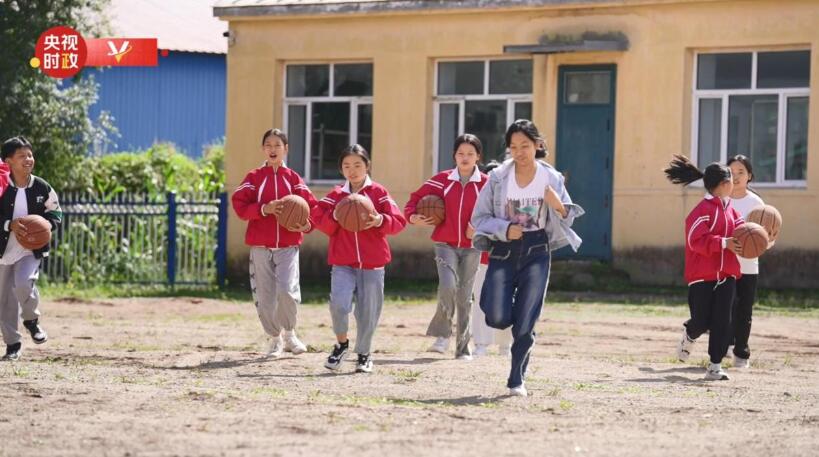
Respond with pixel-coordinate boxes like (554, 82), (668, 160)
(471, 119), (584, 396)
(311, 145), (406, 373)
(232, 129), (317, 357)
(665, 155), (743, 380)
(728, 154), (766, 369)
(405, 134), (488, 360)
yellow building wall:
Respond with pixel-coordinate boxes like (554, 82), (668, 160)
(219, 0), (819, 280)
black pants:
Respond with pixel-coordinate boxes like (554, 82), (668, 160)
(731, 274), (758, 360)
(685, 278), (736, 364)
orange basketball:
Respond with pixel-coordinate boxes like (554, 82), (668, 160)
(747, 204), (782, 242)
(336, 194), (376, 232)
(733, 222), (769, 259)
(277, 194), (310, 231)
(416, 195), (445, 225)
(14, 215), (52, 250)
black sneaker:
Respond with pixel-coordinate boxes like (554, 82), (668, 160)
(356, 353), (373, 373)
(23, 319), (47, 344)
(3, 343), (21, 361)
(324, 341), (349, 370)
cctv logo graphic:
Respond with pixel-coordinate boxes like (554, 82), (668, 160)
(107, 40), (133, 63)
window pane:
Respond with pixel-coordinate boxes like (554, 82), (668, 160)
(438, 61), (484, 95)
(465, 100), (507, 163)
(489, 60), (532, 94)
(728, 95), (778, 182)
(310, 102), (349, 180)
(697, 98), (722, 168)
(287, 65), (330, 97)
(514, 102), (532, 121)
(564, 71), (611, 104)
(758, 51), (810, 89)
(357, 104), (373, 159)
(286, 105), (307, 175)
(697, 53), (752, 90)
(786, 97), (809, 180)
(334, 63), (373, 96)
(437, 104), (460, 171)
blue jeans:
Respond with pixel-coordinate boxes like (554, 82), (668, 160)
(480, 230), (551, 388)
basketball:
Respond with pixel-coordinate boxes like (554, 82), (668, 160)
(747, 204), (782, 241)
(733, 222), (769, 259)
(14, 215), (52, 250)
(336, 194), (376, 232)
(277, 194), (310, 231)
(416, 195), (445, 225)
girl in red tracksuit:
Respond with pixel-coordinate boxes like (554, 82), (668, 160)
(665, 155), (744, 381)
(404, 134), (488, 359)
(311, 144), (406, 374)
(232, 129), (318, 358)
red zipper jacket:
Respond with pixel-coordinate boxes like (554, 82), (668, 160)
(232, 165), (318, 248)
(685, 194), (744, 284)
(404, 167), (488, 249)
(311, 176), (407, 269)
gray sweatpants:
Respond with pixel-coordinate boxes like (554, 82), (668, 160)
(426, 243), (481, 357)
(0, 255), (42, 345)
(249, 246), (301, 337)
(329, 266), (385, 355)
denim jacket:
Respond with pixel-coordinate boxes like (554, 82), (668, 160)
(470, 159), (584, 253)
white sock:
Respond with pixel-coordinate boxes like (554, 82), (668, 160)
(709, 362), (721, 371)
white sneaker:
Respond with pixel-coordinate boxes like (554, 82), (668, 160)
(473, 345), (489, 357)
(676, 328), (696, 362)
(267, 336), (284, 358)
(733, 355), (750, 369)
(456, 353), (473, 361)
(428, 337), (450, 354)
(498, 344), (512, 357)
(704, 364), (730, 381)
(509, 384), (528, 397)
(283, 331), (307, 355)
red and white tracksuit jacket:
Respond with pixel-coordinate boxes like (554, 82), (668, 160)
(404, 167), (488, 249)
(685, 194), (744, 284)
(311, 176), (407, 269)
(232, 165), (318, 248)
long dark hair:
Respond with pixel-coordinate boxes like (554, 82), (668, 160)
(453, 134), (483, 159)
(664, 155), (731, 192)
(727, 154), (761, 197)
(337, 144), (371, 170)
(505, 119), (547, 159)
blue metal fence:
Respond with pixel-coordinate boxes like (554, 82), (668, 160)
(43, 191), (227, 286)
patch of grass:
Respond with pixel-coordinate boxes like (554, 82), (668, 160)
(12, 366), (30, 377)
(573, 382), (606, 392)
(250, 387), (287, 399)
(389, 368), (422, 383)
(559, 399), (574, 411)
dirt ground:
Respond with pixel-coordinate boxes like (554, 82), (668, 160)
(1, 295), (817, 457)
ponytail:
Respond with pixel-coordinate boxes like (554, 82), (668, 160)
(665, 155), (732, 192)
(664, 155), (704, 186)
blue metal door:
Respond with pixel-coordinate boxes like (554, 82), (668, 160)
(555, 65), (616, 260)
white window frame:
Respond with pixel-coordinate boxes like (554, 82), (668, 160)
(283, 62), (373, 185)
(691, 49), (810, 188)
(432, 58), (533, 172)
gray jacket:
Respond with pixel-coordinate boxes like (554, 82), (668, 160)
(470, 159), (584, 252)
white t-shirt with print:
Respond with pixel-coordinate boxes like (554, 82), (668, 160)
(732, 191), (765, 275)
(1, 187), (33, 266)
(505, 164), (548, 232)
